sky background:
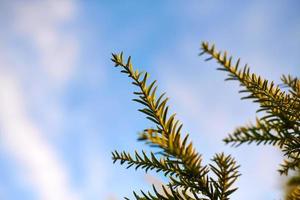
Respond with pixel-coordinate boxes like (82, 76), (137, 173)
(0, 1), (299, 200)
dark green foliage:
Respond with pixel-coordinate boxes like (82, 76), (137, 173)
(200, 42), (300, 199)
(111, 52), (240, 200)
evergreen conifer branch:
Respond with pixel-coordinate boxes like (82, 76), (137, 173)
(111, 52), (240, 199)
(111, 53), (204, 176)
(199, 41), (300, 198)
(209, 153), (240, 200)
(200, 42), (300, 129)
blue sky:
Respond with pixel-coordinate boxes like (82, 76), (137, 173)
(0, 1), (299, 200)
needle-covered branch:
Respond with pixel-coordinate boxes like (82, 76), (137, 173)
(209, 153), (240, 200)
(200, 42), (300, 128)
(200, 41), (300, 199)
(111, 52), (239, 200)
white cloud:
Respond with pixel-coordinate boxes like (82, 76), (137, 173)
(0, 0), (82, 199)
(0, 72), (79, 200)
(12, 0), (78, 85)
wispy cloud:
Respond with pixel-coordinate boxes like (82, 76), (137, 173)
(12, 0), (78, 85)
(0, 0), (81, 199)
(0, 72), (79, 200)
